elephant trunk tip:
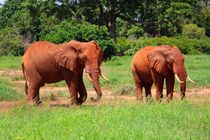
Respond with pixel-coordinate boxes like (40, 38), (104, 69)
(90, 93), (102, 102)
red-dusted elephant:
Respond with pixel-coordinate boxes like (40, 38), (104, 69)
(131, 45), (194, 101)
(22, 40), (109, 105)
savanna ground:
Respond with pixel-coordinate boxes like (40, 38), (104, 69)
(0, 55), (209, 140)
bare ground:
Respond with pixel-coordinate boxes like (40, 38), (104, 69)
(0, 70), (210, 112)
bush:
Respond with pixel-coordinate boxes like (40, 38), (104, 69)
(116, 18), (144, 39)
(40, 20), (117, 58)
(0, 28), (25, 56)
(116, 37), (144, 55)
(182, 24), (206, 39)
(117, 36), (210, 55)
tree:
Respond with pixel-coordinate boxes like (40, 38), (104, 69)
(74, 0), (141, 41)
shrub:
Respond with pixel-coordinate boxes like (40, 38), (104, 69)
(116, 37), (144, 55)
(40, 20), (117, 58)
(0, 28), (25, 56)
(182, 24), (206, 39)
(117, 36), (210, 55)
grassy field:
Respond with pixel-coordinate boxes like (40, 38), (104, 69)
(0, 101), (209, 140)
(0, 56), (22, 70)
(0, 55), (210, 139)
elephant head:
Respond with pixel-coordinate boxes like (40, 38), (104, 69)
(67, 40), (108, 101)
(147, 45), (194, 98)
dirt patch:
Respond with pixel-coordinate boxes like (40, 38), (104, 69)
(1, 87), (209, 112)
(0, 101), (19, 112)
(0, 70), (22, 77)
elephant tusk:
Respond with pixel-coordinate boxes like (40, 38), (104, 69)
(187, 76), (195, 84)
(100, 73), (109, 81)
(86, 73), (93, 82)
(175, 74), (184, 83)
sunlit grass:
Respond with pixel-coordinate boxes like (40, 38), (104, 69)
(0, 56), (22, 70)
(0, 77), (23, 101)
(0, 101), (209, 140)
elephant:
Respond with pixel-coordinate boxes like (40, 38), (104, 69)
(131, 45), (194, 101)
(22, 40), (109, 105)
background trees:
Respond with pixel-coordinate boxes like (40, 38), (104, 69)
(0, 0), (209, 56)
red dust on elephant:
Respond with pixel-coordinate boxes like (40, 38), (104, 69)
(131, 45), (194, 101)
(22, 40), (109, 105)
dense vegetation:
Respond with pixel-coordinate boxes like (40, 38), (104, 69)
(0, 0), (210, 56)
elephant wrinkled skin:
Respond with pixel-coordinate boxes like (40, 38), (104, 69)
(22, 40), (107, 105)
(131, 45), (192, 101)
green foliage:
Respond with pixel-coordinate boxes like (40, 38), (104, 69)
(40, 20), (117, 58)
(116, 37), (144, 55)
(0, 0), (22, 29)
(182, 24), (206, 39)
(116, 18), (143, 39)
(0, 77), (23, 101)
(0, 101), (209, 139)
(0, 28), (25, 56)
(201, 6), (210, 37)
(117, 36), (210, 55)
(160, 2), (193, 36)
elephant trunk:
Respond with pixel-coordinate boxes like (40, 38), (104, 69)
(89, 67), (102, 102)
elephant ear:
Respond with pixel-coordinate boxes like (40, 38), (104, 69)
(55, 46), (78, 72)
(147, 50), (168, 75)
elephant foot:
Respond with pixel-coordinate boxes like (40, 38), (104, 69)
(146, 96), (153, 103)
(136, 95), (143, 101)
(77, 96), (87, 105)
(26, 96), (42, 106)
(69, 99), (78, 106)
(90, 94), (102, 102)
(27, 100), (41, 106)
(76, 98), (83, 105)
(180, 92), (185, 100)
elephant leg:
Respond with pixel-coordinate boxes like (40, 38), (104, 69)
(166, 74), (175, 101)
(26, 82), (41, 105)
(77, 76), (87, 105)
(153, 71), (164, 101)
(132, 69), (143, 100)
(62, 70), (79, 105)
(145, 82), (153, 101)
(25, 72), (42, 105)
(66, 80), (78, 105)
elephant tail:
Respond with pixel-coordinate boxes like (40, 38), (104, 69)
(21, 63), (28, 95)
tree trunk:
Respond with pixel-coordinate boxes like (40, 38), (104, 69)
(108, 16), (117, 42)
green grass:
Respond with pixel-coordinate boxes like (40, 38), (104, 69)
(0, 101), (209, 140)
(0, 56), (22, 70)
(0, 77), (23, 101)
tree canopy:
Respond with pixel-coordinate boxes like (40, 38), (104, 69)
(0, 0), (209, 56)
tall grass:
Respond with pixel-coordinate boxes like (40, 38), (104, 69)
(0, 101), (209, 140)
(0, 77), (23, 101)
